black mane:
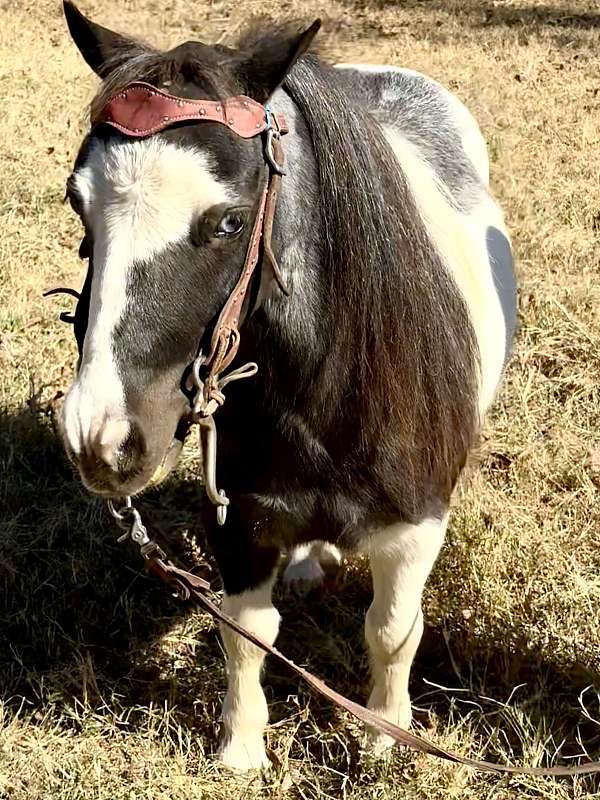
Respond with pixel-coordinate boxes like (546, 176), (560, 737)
(263, 53), (480, 524)
(91, 40), (241, 119)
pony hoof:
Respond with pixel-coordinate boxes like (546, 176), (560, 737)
(217, 736), (270, 771)
(364, 732), (397, 759)
(283, 555), (325, 596)
(365, 704), (412, 758)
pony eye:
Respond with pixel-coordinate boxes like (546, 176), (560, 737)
(216, 210), (245, 238)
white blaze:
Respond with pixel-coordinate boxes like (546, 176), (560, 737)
(62, 137), (232, 457)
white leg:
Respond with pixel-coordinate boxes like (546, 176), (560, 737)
(217, 573), (280, 771)
(283, 540), (342, 594)
(362, 515), (447, 754)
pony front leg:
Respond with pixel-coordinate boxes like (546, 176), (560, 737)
(206, 514), (281, 771)
(218, 572), (280, 770)
(362, 514), (447, 755)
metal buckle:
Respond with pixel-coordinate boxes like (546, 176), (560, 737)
(265, 128), (285, 176)
(188, 349), (258, 526)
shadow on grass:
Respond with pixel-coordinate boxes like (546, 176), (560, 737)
(1, 401), (599, 787)
(0, 401), (212, 731)
(343, 0), (600, 31)
(330, 0), (600, 56)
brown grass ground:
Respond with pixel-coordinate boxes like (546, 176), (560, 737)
(2, 1), (600, 798)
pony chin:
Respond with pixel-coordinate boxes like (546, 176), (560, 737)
(73, 430), (186, 499)
(118, 433), (186, 497)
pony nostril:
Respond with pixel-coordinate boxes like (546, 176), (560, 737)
(115, 422), (147, 472)
(94, 417), (134, 470)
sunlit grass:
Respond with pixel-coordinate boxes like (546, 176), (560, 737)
(1, 1), (600, 798)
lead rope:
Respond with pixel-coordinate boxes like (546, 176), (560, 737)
(106, 497), (600, 778)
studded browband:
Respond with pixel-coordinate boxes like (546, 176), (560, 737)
(92, 80), (288, 140)
(93, 81), (289, 523)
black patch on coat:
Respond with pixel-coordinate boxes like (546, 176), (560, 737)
(487, 225), (517, 359)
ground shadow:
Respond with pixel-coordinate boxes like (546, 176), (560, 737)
(0, 401), (209, 731)
(1, 401), (599, 790)
(330, 0), (600, 54)
(343, 1), (600, 31)
(271, 578), (600, 780)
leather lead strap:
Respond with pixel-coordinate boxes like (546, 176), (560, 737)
(143, 554), (600, 778)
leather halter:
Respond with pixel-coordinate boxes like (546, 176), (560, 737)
(93, 81), (289, 522)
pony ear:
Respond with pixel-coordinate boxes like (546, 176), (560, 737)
(63, 1), (143, 78)
(237, 20), (321, 103)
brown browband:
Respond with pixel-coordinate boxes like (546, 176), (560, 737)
(92, 81), (288, 139)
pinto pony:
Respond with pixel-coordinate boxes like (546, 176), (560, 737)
(60, 1), (516, 771)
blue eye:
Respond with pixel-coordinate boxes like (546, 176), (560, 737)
(216, 210), (244, 238)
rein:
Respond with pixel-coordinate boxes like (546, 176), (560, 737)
(110, 497), (600, 779)
(56, 82), (600, 778)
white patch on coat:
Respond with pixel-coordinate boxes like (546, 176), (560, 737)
(61, 138), (231, 460)
(335, 63), (490, 184)
(218, 576), (280, 771)
(334, 63), (510, 413)
(359, 515), (448, 754)
(283, 540), (342, 593)
(382, 129), (509, 415)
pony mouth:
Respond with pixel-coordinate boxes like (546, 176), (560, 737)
(69, 429), (188, 499)
(146, 435), (185, 488)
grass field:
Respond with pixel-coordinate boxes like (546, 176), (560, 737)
(2, 0), (600, 797)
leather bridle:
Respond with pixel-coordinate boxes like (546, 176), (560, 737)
(92, 81), (290, 524)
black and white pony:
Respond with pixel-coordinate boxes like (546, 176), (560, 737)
(60, 2), (516, 771)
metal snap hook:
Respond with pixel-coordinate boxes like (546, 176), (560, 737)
(107, 497), (150, 545)
(107, 495), (132, 520)
(129, 510), (150, 546)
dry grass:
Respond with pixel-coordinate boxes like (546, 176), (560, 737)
(1, 0), (600, 797)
